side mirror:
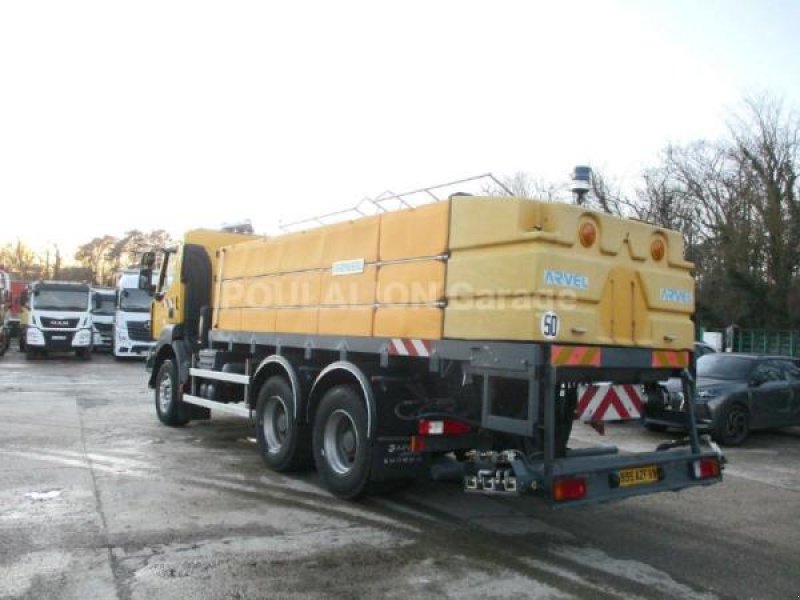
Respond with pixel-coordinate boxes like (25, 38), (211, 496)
(138, 271), (155, 293)
(140, 251), (156, 269)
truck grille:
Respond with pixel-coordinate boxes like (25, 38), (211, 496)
(93, 322), (113, 333)
(127, 321), (152, 342)
(41, 317), (79, 329)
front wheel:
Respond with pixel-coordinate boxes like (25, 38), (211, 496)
(76, 348), (92, 361)
(155, 359), (190, 426)
(312, 385), (372, 499)
(713, 403), (749, 445)
(255, 376), (312, 472)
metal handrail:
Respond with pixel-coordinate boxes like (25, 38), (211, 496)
(278, 173), (512, 232)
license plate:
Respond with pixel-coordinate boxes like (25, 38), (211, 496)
(52, 335), (67, 341)
(618, 465), (660, 487)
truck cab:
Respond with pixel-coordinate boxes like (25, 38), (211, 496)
(21, 281), (95, 360)
(113, 270), (156, 359)
(91, 287), (116, 352)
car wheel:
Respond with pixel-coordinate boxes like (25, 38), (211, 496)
(155, 359), (190, 426)
(313, 385), (372, 499)
(255, 376), (312, 472)
(714, 403), (749, 445)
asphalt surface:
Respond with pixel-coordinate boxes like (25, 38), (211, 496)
(1, 351), (799, 600)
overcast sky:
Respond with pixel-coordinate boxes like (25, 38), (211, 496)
(1, 0), (799, 259)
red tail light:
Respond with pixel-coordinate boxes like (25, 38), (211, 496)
(692, 457), (720, 480)
(552, 477), (587, 502)
(418, 419), (472, 436)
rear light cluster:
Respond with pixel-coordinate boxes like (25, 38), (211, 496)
(418, 419), (472, 436)
(552, 477), (587, 502)
(692, 457), (721, 480)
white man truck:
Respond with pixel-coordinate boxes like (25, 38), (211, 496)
(113, 270), (155, 358)
(141, 191), (723, 506)
(21, 281), (96, 360)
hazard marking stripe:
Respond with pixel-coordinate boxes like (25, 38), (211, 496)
(652, 350), (689, 368)
(576, 384), (644, 422)
(389, 339), (432, 357)
(551, 345), (602, 367)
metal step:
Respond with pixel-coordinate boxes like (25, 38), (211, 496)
(182, 394), (251, 418)
(189, 368), (250, 385)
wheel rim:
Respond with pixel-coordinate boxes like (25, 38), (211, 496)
(158, 373), (172, 414)
(726, 407), (747, 440)
(323, 409), (359, 475)
(262, 395), (289, 454)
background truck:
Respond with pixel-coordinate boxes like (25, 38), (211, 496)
(91, 287), (116, 351)
(113, 269), (156, 358)
(0, 269), (10, 356)
(21, 281), (96, 360)
(7, 280), (28, 338)
(142, 190), (722, 506)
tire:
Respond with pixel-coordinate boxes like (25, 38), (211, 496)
(155, 359), (190, 426)
(25, 348), (36, 360)
(255, 376), (312, 472)
(77, 348), (92, 361)
(713, 403), (749, 445)
(312, 385), (372, 499)
(645, 422), (668, 433)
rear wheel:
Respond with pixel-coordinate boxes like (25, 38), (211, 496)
(713, 403), (749, 445)
(255, 376), (311, 472)
(313, 385), (372, 499)
(155, 359), (190, 426)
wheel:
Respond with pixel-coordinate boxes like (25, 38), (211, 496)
(77, 348), (92, 361)
(25, 348), (36, 360)
(255, 376), (312, 472)
(713, 403), (749, 445)
(645, 422), (668, 433)
(312, 385), (372, 499)
(0, 329), (8, 356)
(155, 359), (190, 426)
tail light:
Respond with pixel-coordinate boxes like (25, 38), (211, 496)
(579, 222), (597, 248)
(418, 419), (472, 436)
(692, 457), (720, 480)
(552, 477), (587, 502)
(651, 238), (666, 261)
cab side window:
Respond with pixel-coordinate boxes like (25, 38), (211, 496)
(774, 360), (800, 381)
(753, 363), (784, 383)
(158, 251), (178, 294)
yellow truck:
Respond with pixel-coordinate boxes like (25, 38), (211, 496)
(142, 189), (722, 505)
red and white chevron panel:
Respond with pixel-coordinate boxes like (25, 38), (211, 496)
(576, 384), (644, 422)
(388, 338), (433, 357)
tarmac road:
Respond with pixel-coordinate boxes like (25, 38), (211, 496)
(1, 352), (799, 599)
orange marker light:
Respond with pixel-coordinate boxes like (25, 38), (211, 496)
(651, 238), (665, 261)
(579, 222), (597, 247)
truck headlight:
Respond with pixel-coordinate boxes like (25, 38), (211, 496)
(26, 327), (45, 346)
(72, 329), (92, 347)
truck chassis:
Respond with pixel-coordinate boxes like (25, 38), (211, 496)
(147, 328), (723, 507)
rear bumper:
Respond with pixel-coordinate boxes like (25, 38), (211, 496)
(545, 447), (722, 507)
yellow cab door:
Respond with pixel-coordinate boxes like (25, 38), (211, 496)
(151, 244), (183, 339)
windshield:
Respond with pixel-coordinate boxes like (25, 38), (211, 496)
(93, 294), (116, 316)
(119, 288), (152, 312)
(33, 289), (90, 312)
(697, 354), (755, 380)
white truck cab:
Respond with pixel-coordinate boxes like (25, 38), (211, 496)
(113, 270), (155, 358)
(91, 287), (116, 352)
(22, 281), (95, 360)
